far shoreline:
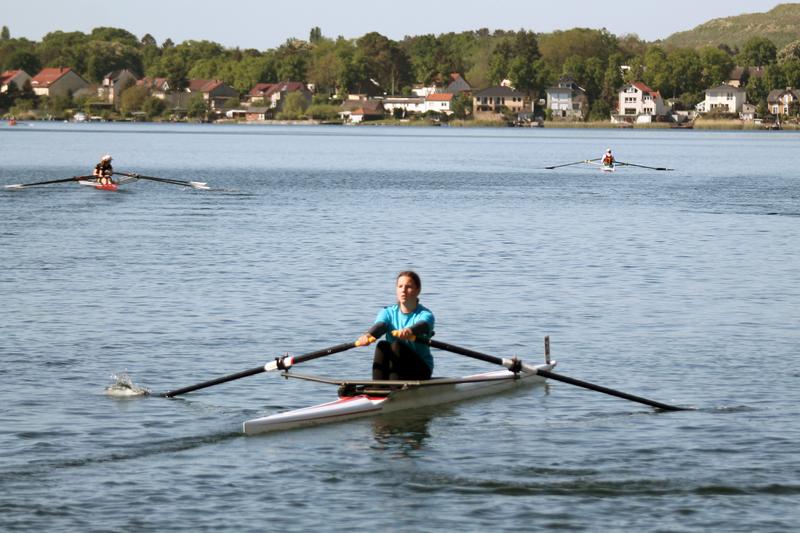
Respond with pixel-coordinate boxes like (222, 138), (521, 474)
(5, 117), (798, 131)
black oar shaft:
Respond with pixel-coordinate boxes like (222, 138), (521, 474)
(428, 339), (504, 366)
(617, 161), (673, 171)
(114, 172), (198, 187)
(535, 368), (685, 411)
(289, 341), (359, 366)
(161, 341), (361, 398)
(426, 339), (686, 412)
(161, 366), (266, 397)
(545, 158), (599, 170)
(6, 175), (92, 188)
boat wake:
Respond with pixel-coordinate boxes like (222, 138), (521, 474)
(104, 371), (151, 397)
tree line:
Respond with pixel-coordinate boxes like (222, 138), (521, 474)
(2, 24), (800, 119)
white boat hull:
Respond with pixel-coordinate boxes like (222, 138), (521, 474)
(243, 364), (554, 435)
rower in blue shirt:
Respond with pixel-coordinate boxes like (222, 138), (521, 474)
(357, 271), (435, 380)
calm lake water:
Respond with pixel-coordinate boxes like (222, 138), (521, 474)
(1, 122), (799, 531)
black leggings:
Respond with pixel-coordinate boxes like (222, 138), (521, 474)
(372, 340), (432, 380)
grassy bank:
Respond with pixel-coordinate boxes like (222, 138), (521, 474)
(693, 118), (800, 130)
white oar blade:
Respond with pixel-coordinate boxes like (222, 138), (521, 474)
(190, 182), (210, 190)
(4, 184), (24, 189)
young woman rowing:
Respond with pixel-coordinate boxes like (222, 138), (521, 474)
(357, 271), (435, 380)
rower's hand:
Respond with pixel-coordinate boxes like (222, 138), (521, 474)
(393, 328), (415, 341)
(355, 334), (376, 347)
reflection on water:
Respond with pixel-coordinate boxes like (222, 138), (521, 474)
(370, 407), (445, 455)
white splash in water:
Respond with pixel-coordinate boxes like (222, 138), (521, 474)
(104, 371), (150, 397)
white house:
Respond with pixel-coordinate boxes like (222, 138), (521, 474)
(545, 77), (588, 120)
(411, 84), (439, 97)
(613, 82), (666, 123)
(696, 84), (747, 114)
(424, 93), (454, 115)
(382, 96), (426, 116)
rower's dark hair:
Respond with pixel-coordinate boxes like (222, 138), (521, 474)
(397, 270), (421, 289)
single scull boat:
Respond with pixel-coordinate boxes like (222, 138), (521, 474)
(242, 361), (555, 435)
(157, 336), (687, 436)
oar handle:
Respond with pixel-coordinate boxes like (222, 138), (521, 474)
(426, 338), (519, 369)
(264, 340), (369, 372)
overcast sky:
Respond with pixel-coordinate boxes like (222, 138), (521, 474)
(2, 0), (788, 50)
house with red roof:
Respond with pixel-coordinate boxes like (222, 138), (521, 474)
(136, 77), (171, 99)
(425, 92), (454, 115)
(30, 67), (89, 98)
(186, 79), (239, 110)
(0, 70), (31, 93)
(339, 98), (385, 123)
(613, 82), (666, 123)
(245, 83), (275, 104)
(255, 82), (312, 112)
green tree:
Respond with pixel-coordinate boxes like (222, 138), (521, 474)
(186, 94), (207, 119)
(507, 31), (541, 92)
(307, 38), (344, 94)
(41, 94), (73, 119)
(278, 91), (309, 119)
(9, 98), (35, 118)
(309, 27), (323, 44)
(739, 36), (777, 66)
(1, 26), (10, 41)
(142, 96), (166, 118)
(667, 48), (703, 100)
(642, 46), (671, 94)
(588, 99), (611, 121)
(38, 30), (89, 72)
(4, 49), (41, 74)
(89, 27), (140, 47)
(450, 92), (472, 119)
(402, 34), (439, 84)
(155, 51), (188, 90)
(539, 28), (618, 71)
(273, 39), (310, 81)
(746, 74), (769, 108)
(353, 32), (411, 94)
(488, 40), (513, 84)
(141, 33), (157, 47)
(782, 58), (800, 89)
(700, 47), (734, 88)
(306, 103), (339, 120)
(601, 53), (624, 104)
(84, 41), (143, 82)
(763, 63), (786, 91)
(119, 85), (149, 115)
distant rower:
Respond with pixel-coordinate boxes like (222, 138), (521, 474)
(94, 154), (114, 185)
(602, 149), (615, 167)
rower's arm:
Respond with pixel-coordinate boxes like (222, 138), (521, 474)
(366, 322), (388, 338)
(409, 321), (432, 336)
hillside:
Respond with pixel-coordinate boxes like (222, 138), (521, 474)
(661, 3), (800, 50)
